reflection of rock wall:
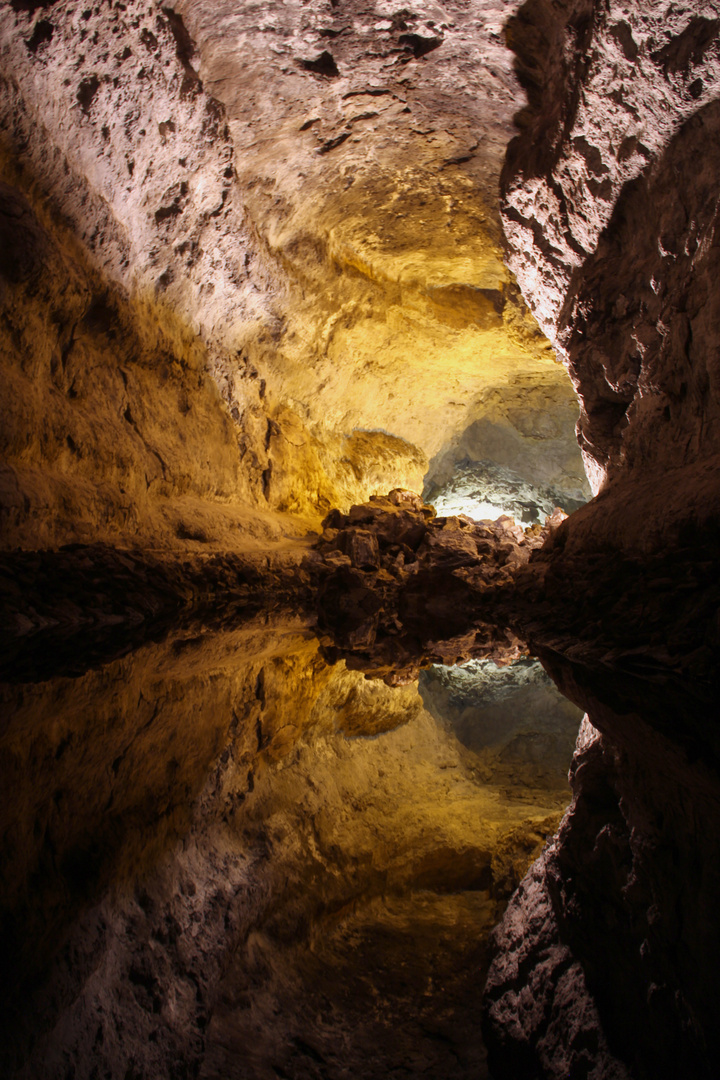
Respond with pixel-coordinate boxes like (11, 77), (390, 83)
(420, 660), (583, 790)
(485, 713), (720, 1080)
(0, 621), (567, 1079)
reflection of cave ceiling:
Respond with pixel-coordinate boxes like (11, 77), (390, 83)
(0, 620), (571, 1079)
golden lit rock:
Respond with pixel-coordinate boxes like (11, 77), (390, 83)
(0, 0), (586, 544)
(3, 1), (720, 1078)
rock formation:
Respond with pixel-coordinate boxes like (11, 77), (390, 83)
(481, 3), (720, 1078)
(1, 0), (720, 1078)
(313, 487), (565, 682)
(0, 0), (586, 540)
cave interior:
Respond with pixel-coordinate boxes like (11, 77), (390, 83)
(2, 1), (720, 1078)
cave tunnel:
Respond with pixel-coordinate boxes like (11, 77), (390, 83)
(2, 1), (720, 1078)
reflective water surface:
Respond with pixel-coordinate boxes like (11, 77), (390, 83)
(0, 612), (581, 1079)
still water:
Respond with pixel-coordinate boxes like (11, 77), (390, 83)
(0, 612), (580, 1079)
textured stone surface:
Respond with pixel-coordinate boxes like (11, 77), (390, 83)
(0, 170), (285, 550)
(485, 711), (720, 1080)
(0, 0), (581, 539)
(501, 0), (720, 491)
(483, 3), (720, 1077)
(424, 373), (591, 515)
(0, 621), (569, 1080)
(483, 839), (631, 1080)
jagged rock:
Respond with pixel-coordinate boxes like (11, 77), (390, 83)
(501, 0), (720, 494)
(347, 529), (380, 570)
(479, 5), (720, 1075)
(313, 489), (566, 683)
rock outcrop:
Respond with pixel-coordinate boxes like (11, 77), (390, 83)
(501, 0), (720, 494)
(482, 3), (720, 1077)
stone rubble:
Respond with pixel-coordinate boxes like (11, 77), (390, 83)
(313, 488), (567, 683)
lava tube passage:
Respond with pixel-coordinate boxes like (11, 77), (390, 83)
(7, 0), (720, 1078)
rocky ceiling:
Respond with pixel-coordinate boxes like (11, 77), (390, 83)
(0, 0), (588, 550)
(3, 1), (720, 1079)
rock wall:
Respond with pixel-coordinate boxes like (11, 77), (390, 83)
(424, 372), (591, 521)
(0, 165), (292, 550)
(484, 3), (720, 1077)
(6, 0), (720, 1075)
(501, 0), (720, 492)
(485, 707), (720, 1080)
(0, 0), (582, 546)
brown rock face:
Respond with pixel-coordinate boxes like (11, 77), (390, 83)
(501, 0), (720, 493)
(485, 710), (720, 1080)
(3, 0), (720, 1077)
(482, 3), (720, 1078)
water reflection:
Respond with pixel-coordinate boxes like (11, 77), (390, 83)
(420, 659), (582, 792)
(0, 612), (580, 1079)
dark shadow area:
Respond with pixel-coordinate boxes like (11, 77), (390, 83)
(2, 478), (720, 1079)
(0, 544), (314, 683)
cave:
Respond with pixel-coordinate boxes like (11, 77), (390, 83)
(1, 1), (720, 1078)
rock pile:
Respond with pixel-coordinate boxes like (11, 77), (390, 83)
(313, 489), (567, 683)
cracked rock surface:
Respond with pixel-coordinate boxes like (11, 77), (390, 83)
(0, 0), (584, 538)
(483, 3), (720, 1077)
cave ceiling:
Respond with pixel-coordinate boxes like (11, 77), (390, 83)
(0, 0), (586, 547)
(3, 2), (720, 1079)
